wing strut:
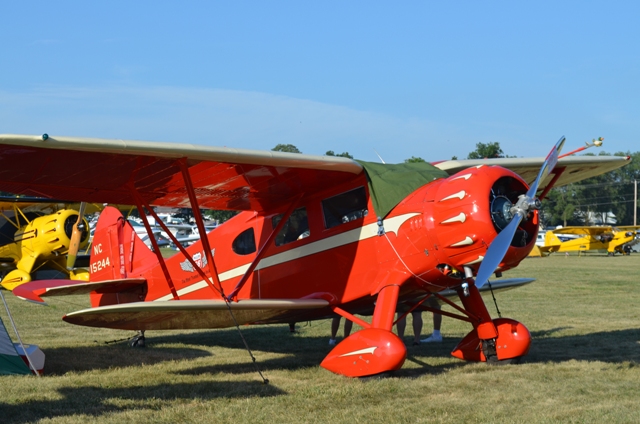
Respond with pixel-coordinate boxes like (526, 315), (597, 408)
(227, 193), (304, 301)
(132, 192), (225, 299)
(332, 306), (372, 329)
(536, 167), (566, 201)
(130, 190), (180, 300)
(178, 159), (225, 297)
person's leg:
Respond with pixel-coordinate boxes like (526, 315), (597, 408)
(433, 309), (442, 334)
(421, 298), (443, 343)
(432, 299), (442, 338)
(329, 317), (341, 345)
(412, 311), (423, 345)
(344, 319), (353, 338)
(396, 313), (406, 339)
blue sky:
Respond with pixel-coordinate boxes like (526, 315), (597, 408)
(1, 2), (638, 163)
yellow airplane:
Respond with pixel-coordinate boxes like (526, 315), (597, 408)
(539, 226), (639, 256)
(0, 197), (93, 290)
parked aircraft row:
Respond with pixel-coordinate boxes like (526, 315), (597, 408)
(532, 226), (639, 256)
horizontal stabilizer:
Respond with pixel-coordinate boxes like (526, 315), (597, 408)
(42, 278), (146, 297)
(63, 298), (330, 330)
(438, 277), (535, 298)
(13, 278), (146, 304)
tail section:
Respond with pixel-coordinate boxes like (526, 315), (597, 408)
(89, 207), (157, 283)
(544, 231), (562, 252)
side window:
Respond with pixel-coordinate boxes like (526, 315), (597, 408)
(322, 187), (368, 229)
(232, 228), (257, 255)
(272, 207), (309, 246)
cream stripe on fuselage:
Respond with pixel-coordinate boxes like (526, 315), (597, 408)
(153, 213), (419, 301)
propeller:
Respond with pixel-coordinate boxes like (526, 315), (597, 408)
(474, 136), (566, 289)
(66, 202), (87, 270)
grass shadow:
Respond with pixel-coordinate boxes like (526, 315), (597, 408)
(526, 328), (640, 364)
(43, 344), (212, 375)
(41, 325), (640, 378)
(0, 380), (284, 424)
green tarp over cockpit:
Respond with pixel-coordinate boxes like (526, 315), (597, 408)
(356, 160), (449, 219)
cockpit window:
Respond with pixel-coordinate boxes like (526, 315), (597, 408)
(322, 187), (368, 229)
(232, 228), (256, 255)
(272, 207), (309, 246)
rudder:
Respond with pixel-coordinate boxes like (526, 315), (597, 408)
(89, 207), (157, 283)
(544, 231), (562, 251)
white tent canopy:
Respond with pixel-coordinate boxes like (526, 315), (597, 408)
(0, 317), (30, 375)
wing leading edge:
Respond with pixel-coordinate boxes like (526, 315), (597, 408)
(434, 155), (631, 192)
(0, 134), (363, 213)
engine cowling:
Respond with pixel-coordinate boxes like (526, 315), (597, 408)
(1, 209), (90, 290)
(396, 165), (538, 291)
(15, 209), (90, 256)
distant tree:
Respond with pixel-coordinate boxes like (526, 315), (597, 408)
(467, 142), (505, 159)
(451, 156), (458, 160)
(272, 144), (301, 154)
(539, 149), (640, 226)
(606, 150), (640, 225)
(404, 156), (426, 163)
(541, 188), (580, 227)
(325, 150), (353, 159)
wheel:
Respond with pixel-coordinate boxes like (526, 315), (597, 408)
(129, 331), (146, 348)
(486, 356), (522, 366)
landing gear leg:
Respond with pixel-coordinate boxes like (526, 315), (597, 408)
(130, 330), (146, 348)
(321, 284), (407, 377)
(451, 283), (531, 363)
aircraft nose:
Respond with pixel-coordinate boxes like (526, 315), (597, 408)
(425, 165), (535, 274)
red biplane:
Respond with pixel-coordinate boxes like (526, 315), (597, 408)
(0, 134), (631, 377)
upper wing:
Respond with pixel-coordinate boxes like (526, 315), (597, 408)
(551, 226), (612, 235)
(434, 155), (631, 192)
(616, 226), (640, 232)
(0, 134), (363, 212)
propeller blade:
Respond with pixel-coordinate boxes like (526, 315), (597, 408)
(526, 136), (566, 198)
(66, 202), (87, 269)
(474, 137), (566, 289)
(475, 212), (523, 289)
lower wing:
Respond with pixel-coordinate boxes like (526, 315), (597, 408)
(63, 299), (330, 330)
(437, 277), (535, 298)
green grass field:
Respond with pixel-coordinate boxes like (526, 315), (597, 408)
(2, 254), (640, 423)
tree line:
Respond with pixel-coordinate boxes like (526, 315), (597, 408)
(541, 150), (640, 227)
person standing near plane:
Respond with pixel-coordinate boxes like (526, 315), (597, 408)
(329, 316), (353, 345)
(396, 311), (423, 346)
(421, 297), (443, 343)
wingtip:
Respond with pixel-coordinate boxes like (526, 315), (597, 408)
(16, 296), (49, 306)
(12, 281), (55, 304)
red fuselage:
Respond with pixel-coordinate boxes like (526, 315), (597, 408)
(90, 164), (537, 321)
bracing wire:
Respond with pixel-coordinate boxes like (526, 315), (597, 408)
(486, 280), (502, 318)
(222, 299), (269, 384)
